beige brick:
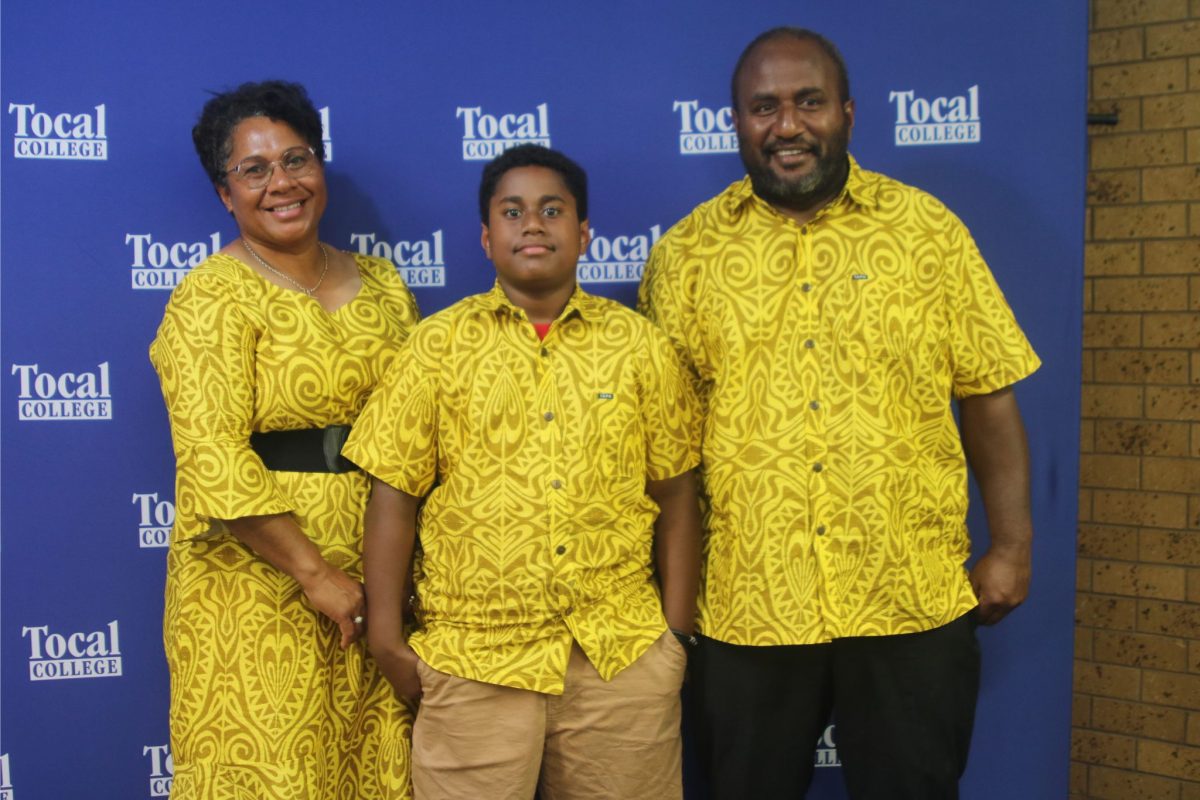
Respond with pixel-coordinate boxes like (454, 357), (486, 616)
(1144, 92), (1200, 128)
(1189, 128), (1200, 162)
(1084, 313), (1142, 348)
(1192, 640), (1200, 673)
(1148, 387), (1200, 420)
(1096, 59), (1190, 98)
(1079, 592), (1140, 630)
(1193, 202), (1200, 235)
(1078, 625), (1096, 660)
(1092, 131), (1186, 168)
(1189, 567), (1200, 602)
(1143, 456), (1200, 491)
(1087, 206), (1095, 241)
(1193, 423), (1200, 457)
(1080, 522), (1142, 559)
(1088, 764), (1183, 799)
(1075, 691), (1093, 727)
(1095, 0), (1190, 28)
(1073, 728), (1139, 768)
(1081, 556), (1095, 591)
(1069, 761), (1087, 796)
(1085, 279), (1096, 315)
(1096, 278), (1191, 311)
(1139, 599), (1200, 638)
(1138, 739), (1200, 780)
(1090, 98), (1144, 136)
(1189, 711), (1200, 745)
(1145, 239), (1200, 274)
(1147, 20), (1200, 57)
(1096, 420), (1191, 456)
(1082, 453), (1143, 488)
(1093, 28), (1148, 63)
(1184, 777), (1200, 800)
(1087, 242), (1142, 276)
(1095, 697), (1188, 741)
(1094, 561), (1188, 599)
(1090, 169), (1142, 204)
(1083, 419), (1097, 452)
(1145, 165), (1200, 201)
(1095, 204), (1190, 239)
(1192, 495), (1200, 529)
(1094, 629), (1190, 670)
(1095, 349), (1190, 383)
(1141, 528), (1200, 565)
(1192, 277), (1200, 311)
(1096, 490), (1188, 527)
(1192, 55), (1200, 90)
(1144, 313), (1200, 347)
(1085, 385), (1146, 418)
(1083, 488), (1094, 522)
(1077, 660), (1144, 699)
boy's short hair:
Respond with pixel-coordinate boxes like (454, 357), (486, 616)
(478, 144), (588, 224)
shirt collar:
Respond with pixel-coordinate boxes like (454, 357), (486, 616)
(725, 153), (880, 220)
(477, 280), (603, 324)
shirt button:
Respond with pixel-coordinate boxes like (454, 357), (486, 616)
(551, 479), (563, 489)
(541, 346), (550, 357)
(563, 606), (574, 616)
(813, 462), (823, 473)
(556, 545), (566, 555)
(804, 339), (815, 349)
(544, 411), (555, 422)
(816, 525), (827, 535)
(809, 400), (820, 411)
(801, 282), (813, 292)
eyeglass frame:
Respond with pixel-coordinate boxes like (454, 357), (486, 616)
(224, 146), (320, 189)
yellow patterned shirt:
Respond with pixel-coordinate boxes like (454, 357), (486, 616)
(638, 156), (1040, 646)
(344, 282), (700, 694)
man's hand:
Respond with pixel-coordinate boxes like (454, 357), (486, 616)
(969, 545), (1031, 625)
(300, 564), (366, 648)
(375, 640), (423, 707)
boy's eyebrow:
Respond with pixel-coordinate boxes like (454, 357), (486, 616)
(496, 194), (567, 206)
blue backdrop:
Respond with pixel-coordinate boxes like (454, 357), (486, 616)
(1, 2), (1085, 797)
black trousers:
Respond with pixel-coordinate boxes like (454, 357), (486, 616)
(686, 614), (980, 800)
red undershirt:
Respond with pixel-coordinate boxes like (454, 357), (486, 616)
(532, 322), (552, 340)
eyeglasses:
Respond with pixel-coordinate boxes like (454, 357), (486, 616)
(225, 146), (318, 189)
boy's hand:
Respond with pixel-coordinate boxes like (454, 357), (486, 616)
(376, 640), (423, 707)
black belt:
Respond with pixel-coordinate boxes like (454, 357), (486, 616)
(249, 426), (356, 473)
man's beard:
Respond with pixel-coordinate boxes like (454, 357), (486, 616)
(742, 131), (850, 213)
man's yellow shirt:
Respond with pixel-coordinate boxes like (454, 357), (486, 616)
(345, 283), (700, 693)
(638, 157), (1040, 646)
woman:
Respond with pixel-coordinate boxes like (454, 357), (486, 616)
(150, 80), (417, 799)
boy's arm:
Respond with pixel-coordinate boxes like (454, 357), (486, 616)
(648, 470), (701, 636)
(363, 477), (423, 703)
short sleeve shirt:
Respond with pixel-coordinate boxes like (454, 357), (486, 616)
(638, 156), (1040, 645)
(344, 283), (700, 693)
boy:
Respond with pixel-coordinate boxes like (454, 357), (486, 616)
(343, 144), (700, 799)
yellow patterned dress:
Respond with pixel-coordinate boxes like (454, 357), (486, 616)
(149, 252), (418, 800)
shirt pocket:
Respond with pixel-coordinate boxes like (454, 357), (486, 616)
(828, 272), (912, 364)
(583, 389), (642, 479)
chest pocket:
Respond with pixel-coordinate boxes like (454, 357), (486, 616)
(584, 390), (642, 478)
(827, 272), (912, 363)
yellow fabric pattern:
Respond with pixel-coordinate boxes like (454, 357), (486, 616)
(149, 252), (419, 799)
(638, 157), (1041, 646)
(344, 283), (700, 695)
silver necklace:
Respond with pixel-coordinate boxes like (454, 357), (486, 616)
(242, 239), (329, 297)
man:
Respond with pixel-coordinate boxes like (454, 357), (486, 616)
(638, 27), (1040, 799)
(345, 145), (701, 799)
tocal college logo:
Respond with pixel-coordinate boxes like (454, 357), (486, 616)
(0, 753), (11, 800)
(12, 362), (112, 421)
(673, 101), (737, 155)
(133, 492), (174, 549)
(350, 230), (446, 287)
(577, 225), (662, 284)
(143, 745), (174, 797)
(889, 86), (980, 146)
(815, 724), (840, 768)
(457, 103), (550, 161)
(22, 620), (123, 680)
(8, 102), (107, 160)
(128, 232), (221, 290)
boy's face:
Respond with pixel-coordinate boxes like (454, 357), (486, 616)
(481, 165), (589, 297)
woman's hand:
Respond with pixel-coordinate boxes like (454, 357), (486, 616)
(299, 563), (366, 648)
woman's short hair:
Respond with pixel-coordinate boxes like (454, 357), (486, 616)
(192, 80), (324, 189)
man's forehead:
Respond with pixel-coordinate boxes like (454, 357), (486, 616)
(739, 37), (836, 89)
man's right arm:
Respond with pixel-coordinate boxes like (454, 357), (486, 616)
(363, 478), (423, 704)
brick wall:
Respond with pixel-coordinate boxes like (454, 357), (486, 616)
(1074, 0), (1200, 796)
